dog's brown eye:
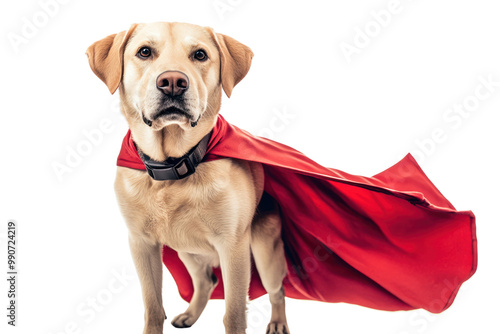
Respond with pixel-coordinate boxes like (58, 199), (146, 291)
(137, 47), (152, 59)
(193, 49), (207, 61)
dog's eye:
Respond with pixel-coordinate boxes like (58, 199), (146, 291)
(193, 49), (208, 61)
(137, 47), (152, 59)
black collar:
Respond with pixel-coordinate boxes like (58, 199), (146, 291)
(136, 131), (212, 181)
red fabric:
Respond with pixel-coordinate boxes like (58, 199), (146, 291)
(117, 114), (477, 313)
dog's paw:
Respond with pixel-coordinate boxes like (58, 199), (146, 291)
(266, 322), (289, 334)
(171, 312), (197, 328)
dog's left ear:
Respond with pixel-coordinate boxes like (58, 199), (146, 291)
(208, 28), (254, 98)
(86, 24), (138, 94)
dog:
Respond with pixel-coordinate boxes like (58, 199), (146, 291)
(86, 22), (289, 334)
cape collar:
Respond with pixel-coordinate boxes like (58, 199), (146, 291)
(135, 131), (212, 181)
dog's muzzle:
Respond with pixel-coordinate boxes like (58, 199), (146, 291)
(141, 70), (200, 128)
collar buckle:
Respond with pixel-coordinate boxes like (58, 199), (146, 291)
(174, 157), (195, 179)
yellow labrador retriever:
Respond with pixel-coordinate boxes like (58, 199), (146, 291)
(87, 22), (289, 334)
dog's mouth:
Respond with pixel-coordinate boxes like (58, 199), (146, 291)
(143, 106), (200, 128)
(153, 106), (192, 121)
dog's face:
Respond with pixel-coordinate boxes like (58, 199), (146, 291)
(122, 22), (220, 130)
(87, 22), (253, 131)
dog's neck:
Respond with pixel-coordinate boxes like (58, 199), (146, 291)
(122, 105), (218, 162)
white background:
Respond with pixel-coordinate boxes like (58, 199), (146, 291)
(1, 0), (498, 333)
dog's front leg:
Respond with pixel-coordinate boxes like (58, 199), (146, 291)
(216, 231), (251, 334)
(129, 234), (166, 334)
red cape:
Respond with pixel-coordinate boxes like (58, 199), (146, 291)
(117, 114), (477, 313)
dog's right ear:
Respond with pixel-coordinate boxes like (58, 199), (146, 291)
(86, 24), (138, 94)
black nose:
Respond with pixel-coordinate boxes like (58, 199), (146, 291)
(156, 71), (189, 97)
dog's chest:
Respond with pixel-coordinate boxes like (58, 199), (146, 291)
(115, 161), (237, 254)
(142, 198), (215, 253)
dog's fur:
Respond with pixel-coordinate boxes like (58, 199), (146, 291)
(87, 22), (289, 334)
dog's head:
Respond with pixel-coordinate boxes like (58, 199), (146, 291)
(86, 22), (253, 131)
